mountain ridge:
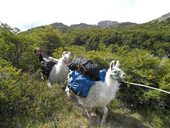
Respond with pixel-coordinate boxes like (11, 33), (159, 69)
(152, 12), (170, 22)
(51, 20), (137, 29)
(33, 12), (170, 30)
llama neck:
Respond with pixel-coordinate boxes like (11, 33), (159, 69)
(59, 58), (69, 70)
(58, 58), (65, 64)
(56, 58), (66, 70)
(105, 70), (120, 91)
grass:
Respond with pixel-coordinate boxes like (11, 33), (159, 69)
(4, 94), (169, 128)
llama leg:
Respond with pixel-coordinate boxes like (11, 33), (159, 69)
(85, 109), (91, 120)
(40, 72), (44, 80)
(65, 86), (72, 99)
(65, 86), (76, 101)
(47, 81), (52, 88)
(91, 108), (97, 116)
(60, 82), (66, 90)
(101, 106), (108, 125)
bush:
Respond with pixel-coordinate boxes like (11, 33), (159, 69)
(0, 65), (74, 127)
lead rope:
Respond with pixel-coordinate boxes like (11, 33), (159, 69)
(123, 81), (170, 95)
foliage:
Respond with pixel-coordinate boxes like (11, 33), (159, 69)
(0, 58), (21, 127)
(62, 21), (170, 57)
(53, 45), (170, 112)
(0, 21), (170, 127)
(0, 24), (26, 68)
(20, 26), (62, 56)
(0, 68), (79, 127)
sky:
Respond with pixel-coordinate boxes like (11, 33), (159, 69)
(0, 0), (169, 31)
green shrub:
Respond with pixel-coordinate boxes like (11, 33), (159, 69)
(0, 64), (75, 127)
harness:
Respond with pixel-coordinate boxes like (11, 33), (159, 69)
(110, 70), (123, 83)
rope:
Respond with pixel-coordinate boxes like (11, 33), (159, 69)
(123, 81), (170, 95)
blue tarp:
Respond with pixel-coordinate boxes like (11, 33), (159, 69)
(68, 69), (107, 97)
(99, 69), (107, 82)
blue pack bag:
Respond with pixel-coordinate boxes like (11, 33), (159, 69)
(68, 69), (107, 97)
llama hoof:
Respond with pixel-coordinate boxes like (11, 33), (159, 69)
(100, 120), (105, 126)
(47, 83), (52, 88)
(91, 112), (97, 117)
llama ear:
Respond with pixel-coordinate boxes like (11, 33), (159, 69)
(68, 51), (74, 58)
(68, 51), (72, 55)
(62, 51), (67, 56)
(110, 60), (116, 69)
(115, 60), (120, 67)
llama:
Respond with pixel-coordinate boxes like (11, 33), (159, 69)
(47, 51), (73, 87)
(66, 60), (126, 124)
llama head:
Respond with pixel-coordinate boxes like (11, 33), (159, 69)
(109, 60), (126, 82)
(62, 51), (74, 64)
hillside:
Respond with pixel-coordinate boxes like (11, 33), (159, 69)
(152, 12), (170, 22)
(0, 13), (170, 127)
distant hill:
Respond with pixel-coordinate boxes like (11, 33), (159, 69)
(70, 23), (96, 28)
(35, 12), (170, 30)
(50, 21), (137, 29)
(97, 20), (137, 27)
(97, 20), (119, 27)
(50, 22), (97, 29)
(51, 22), (68, 29)
(118, 22), (138, 27)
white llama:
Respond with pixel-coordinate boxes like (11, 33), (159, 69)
(66, 60), (126, 124)
(47, 51), (73, 87)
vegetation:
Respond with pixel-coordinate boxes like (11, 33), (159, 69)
(0, 20), (170, 127)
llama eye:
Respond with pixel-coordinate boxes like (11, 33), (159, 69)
(113, 71), (117, 73)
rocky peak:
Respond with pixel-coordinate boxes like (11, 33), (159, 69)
(97, 20), (119, 27)
(51, 22), (68, 28)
